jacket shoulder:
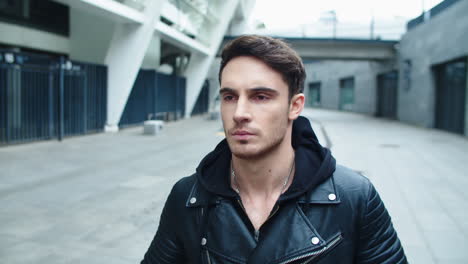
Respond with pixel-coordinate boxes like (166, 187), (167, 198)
(333, 164), (372, 196)
(332, 167), (408, 263)
(169, 174), (198, 205)
(172, 174), (197, 193)
(300, 164), (371, 204)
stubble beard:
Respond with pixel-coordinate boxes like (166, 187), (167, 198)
(227, 120), (289, 161)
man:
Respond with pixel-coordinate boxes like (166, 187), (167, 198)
(141, 35), (407, 264)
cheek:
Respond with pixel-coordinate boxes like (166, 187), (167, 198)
(259, 101), (290, 120)
(220, 104), (232, 119)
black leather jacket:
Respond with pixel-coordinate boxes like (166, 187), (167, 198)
(142, 117), (407, 264)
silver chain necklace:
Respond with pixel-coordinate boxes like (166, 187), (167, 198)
(231, 159), (295, 195)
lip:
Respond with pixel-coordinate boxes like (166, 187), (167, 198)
(231, 130), (255, 140)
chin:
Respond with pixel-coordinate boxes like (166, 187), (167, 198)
(231, 150), (262, 160)
(228, 141), (258, 159)
(229, 143), (276, 160)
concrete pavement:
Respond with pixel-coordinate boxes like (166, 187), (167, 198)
(1, 108), (467, 263)
(304, 108), (468, 264)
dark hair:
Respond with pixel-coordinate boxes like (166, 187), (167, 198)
(219, 35), (306, 98)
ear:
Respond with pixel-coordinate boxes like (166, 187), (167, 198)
(288, 93), (305, 120)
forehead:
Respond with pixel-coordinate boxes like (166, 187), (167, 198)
(220, 56), (288, 92)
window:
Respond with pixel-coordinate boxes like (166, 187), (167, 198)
(307, 82), (321, 107)
(0, 0), (69, 36)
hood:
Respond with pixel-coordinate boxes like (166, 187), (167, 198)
(195, 116), (336, 201)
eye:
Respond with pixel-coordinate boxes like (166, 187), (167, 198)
(223, 95), (236, 102)
(253, 94), (269, 101)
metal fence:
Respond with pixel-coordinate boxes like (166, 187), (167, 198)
(119, 69), (186, 127)
(191, 80), (209, 116)
(0, 64), (53, 143)
(0, 51), (107, 146)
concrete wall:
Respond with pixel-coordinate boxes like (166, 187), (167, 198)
(0, 21), (69, 54)
(0, 9), (117, 65)
(1, 8), (161, 68)
(398, 0), (468, 129)
(69, 9), (115, 64)
(304, 60), (394, 115)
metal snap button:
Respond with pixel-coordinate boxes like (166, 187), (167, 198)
(190, 197), (197, 204)
(201, 237), (207, 246)
(328, 193), (336, 201)
(311, 237), (320, 245)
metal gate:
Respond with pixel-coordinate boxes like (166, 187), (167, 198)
(119, 70), (186, 127)
(191, 80), (209, 116)
(0, 64), (54, 144)
(376, 71), (398, 119)
(119, 70), (155, 126)
(0, 51), (107, 145)
(434, 57), (467, 134)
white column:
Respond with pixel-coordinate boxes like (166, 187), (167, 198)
(104, 0), (166, 132)
(183, 0), (240, 117)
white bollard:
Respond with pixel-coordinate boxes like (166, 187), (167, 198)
(143, 120), (164, 135)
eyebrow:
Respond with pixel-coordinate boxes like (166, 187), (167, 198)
(219, 87), (236, 95)
(219, 87), (280, 95)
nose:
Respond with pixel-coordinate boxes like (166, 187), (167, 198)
(233, 97), (251, 124)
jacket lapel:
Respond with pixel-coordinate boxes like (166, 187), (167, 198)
(298, 176), (341, 204)
(186, 175), (343, 264)
(248, 201), (327, 264)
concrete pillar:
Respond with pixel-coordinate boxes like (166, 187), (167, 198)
(104, 1), (165, 132)
(141, 36), (161, 70)
(183, 0), (239, 117)
(465, 57), (468, 137)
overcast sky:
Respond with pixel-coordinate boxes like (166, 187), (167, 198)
(248, 0), (444, 39)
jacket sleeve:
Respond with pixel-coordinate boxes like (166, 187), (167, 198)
(141, 183), (186, 264)
(355, 180), (408, 264)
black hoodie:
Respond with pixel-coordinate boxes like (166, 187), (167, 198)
(195, 116), (336, 201)
(142, 117), (408, 264)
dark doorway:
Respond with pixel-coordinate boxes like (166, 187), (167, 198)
(307, 82), (321, 107)
(339, 77), (355, 111)
(376, 70), (398, 119)
(434, 58), (467, 135)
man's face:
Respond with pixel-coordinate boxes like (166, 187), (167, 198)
(220, 56), (295, 160)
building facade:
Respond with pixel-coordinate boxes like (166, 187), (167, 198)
(0, 0), (255, 145)
(302, 0), (468, 137)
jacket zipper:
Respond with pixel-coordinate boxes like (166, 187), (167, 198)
(278, 234), (343, 264)
(236, 199), (260, 241)
(237, 199), (281, 242)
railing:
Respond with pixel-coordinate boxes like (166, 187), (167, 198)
(161, 0), (220, 46)
(406, 0), (461, 31)
(112, 0), (147, 11)
(0, 50), (107, 146)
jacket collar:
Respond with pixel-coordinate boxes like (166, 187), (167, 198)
(297, 175), (341, 204)
(186, 172), (341, 207)
(185, 177), (221, 208)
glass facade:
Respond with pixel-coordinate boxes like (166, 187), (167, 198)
(0, 0), (69, 36)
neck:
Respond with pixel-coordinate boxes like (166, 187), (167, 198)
(231, 128), (295, 198)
